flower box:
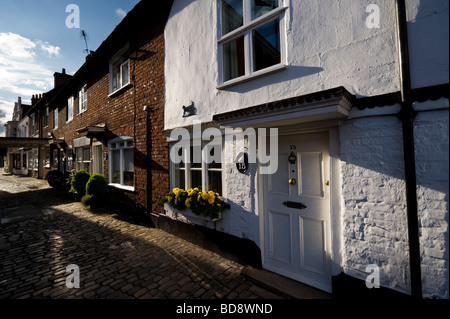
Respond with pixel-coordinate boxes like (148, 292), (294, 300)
(161, 188), (229, 222)
(164, 202), (221, 222)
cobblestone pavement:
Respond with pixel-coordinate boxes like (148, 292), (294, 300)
(0, 170), (284, 300)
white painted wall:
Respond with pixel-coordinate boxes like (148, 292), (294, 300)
(339, 111), (411, 294)
(413, 99), (449, 299)
(164, 0), (449, 297)
(164, 0), (400, 131)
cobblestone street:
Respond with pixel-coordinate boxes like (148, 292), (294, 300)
(0, 169), (284, 300)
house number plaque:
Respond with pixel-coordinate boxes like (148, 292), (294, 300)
(236, 152), (248, 174)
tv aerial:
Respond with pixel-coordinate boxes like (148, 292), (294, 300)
(80, 30), (90, 55)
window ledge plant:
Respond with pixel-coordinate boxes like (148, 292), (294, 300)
(160, 188), (230, 221)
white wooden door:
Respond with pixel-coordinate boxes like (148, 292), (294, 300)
(263, 131), (332, 292)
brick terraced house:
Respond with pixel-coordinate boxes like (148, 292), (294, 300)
(19, 0), (173, 214)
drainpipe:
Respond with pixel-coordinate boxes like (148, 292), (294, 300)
(395, 0), (422, 298)
(144, 105), (152, 219)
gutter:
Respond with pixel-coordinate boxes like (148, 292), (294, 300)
(395, 0), (422, 298)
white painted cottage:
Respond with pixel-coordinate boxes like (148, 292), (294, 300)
(162, 0), (448, 298)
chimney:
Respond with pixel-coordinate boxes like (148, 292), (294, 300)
(85, 50), (95, 62)
(54, 68), (72, 88)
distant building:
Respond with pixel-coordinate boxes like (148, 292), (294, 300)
(4, 97), (32, 175)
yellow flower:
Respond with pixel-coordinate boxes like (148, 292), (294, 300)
(201, 191), (209, 200)
(185, 198), (192, 208)
(208, 197), (215, 204)
(194, 188), (199, 192)
(167, 196), (173, 202)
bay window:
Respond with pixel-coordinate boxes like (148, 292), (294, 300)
(108, 137), (134, 190)
(76, 146), (91, 172)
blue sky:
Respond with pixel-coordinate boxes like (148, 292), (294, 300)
(0, 0), (140, 136)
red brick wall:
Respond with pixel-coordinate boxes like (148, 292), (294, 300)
(34, 25), (169, 215)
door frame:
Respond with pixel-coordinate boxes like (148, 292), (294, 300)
(258, 121), (343, 292)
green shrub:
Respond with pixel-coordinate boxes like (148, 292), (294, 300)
(81, 194), (95, 206)
(70, 170), (91, 196)
(86, 174), (108, 198)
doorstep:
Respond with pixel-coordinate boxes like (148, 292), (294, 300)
(242, 266), (332, 299)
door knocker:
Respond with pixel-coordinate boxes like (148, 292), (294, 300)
(288, 151), (297, 164)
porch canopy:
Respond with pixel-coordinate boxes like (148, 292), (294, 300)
(213, 86), (355, 128)
(0, 137), (51, 148)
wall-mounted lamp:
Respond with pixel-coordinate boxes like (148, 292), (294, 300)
(182, 101), (196, 118)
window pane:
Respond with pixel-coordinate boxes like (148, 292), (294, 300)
(124, 148), (134, 186)
(208, 171), (223, 195)
(175, 169), (185, 189)
(251, 0), (278, 20)
(54, 108), (58, 128)
(124, 148), (134, 171)
(112, 64), (120, 91)
(112, 150), (121, 184)
(190, 146), (202, 169)
(123, 172), (134, 186)
(121, 60), (129, 86)
(253, 18), (281, 72)
(83, 148), (90, 161)
(191, 170), (202, 189)
(222, 0), (243, 35)
(223, 36), (245, 81)
(207, 145), (222, 169)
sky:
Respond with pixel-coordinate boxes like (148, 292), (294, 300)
(0, 0), (140, 136)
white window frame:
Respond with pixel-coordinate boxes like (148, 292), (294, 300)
(67, 96), (74, 122)
(44, 106), (49, 127)
(170, 140), (224, 195)
(108, 136), (134, 191)
(66, 148), (74, 172)
(217, 0), (287, 89)
(54, 108), (58, 129)
(109, 45), (131, 95)
(78, 84), (87, 114)
(75, 146), (91, 173)
(30, 113), (35, 134)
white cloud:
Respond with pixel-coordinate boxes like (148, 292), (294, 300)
(0, 98), (14, 137)
(0, 32), (57, 98)
(116, 8), (127, 19)
(0, 32), (36, 59)
(0, 32), (61, 137)
(38, 41), (61, 57)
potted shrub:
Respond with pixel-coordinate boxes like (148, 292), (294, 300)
(69, 170), (90, 199)
(82, 174), (108, 208)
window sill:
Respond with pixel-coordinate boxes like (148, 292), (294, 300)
(108, 83), (132, 98)
(108, 183), (135, 192)
(217, 63), (286, 90)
